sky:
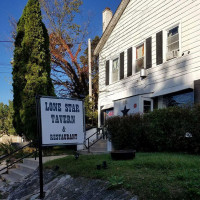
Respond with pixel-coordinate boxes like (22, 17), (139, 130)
(0, 0), (121, 105)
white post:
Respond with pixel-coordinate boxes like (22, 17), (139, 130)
(88, 38), (92, 100)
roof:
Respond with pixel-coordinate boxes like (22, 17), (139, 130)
(94, 0), (130, 56)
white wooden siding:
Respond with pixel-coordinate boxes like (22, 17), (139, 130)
(99, 0), (200, 109)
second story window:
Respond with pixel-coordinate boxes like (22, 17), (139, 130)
(112, 58), (119, 82)
(166, 26), (179, 60)
(136, 43), (144, 72)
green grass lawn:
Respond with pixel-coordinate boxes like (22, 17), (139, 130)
(44, 153), (200, 200)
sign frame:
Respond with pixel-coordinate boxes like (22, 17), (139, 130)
(39, 95), (86, 147)
(36, 95), (86, 198)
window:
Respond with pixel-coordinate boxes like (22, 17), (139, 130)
(112, 58), (119, 82)
(166, 26), (179, 60)
(163, 90), (194, 107)
(136, 43), (144, 72)
(101, 108), (114, 126)
(143, 100), (151, 113)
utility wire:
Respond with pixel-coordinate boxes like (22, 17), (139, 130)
(0, 41), (13, 43)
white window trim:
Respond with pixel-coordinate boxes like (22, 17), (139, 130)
(163, 22), (181, 62)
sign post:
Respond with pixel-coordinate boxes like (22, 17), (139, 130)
(36, 96), (44, 199)
(36, 96), (85, 199)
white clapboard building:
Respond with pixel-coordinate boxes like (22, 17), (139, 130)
(94, 0), (200, 126)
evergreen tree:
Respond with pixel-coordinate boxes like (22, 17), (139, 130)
(12, 0), (54, 140)
(12, 7), (27, 135)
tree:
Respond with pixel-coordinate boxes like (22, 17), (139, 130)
(0, 101), (16, 136)
(84, 95), (98, 126)
(5, 101), (16, 136)
(12, 0), (54, 140)
(0, 103), (8, 136)
(12, 6), (27, 135)
(40, 0), (90, 98)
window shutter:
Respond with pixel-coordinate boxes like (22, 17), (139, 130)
(127, 47), (132, 77)
(105, 60), (109, 85)
(120, 52), (124, 80)
(156, 31), (163, 65)
(146, 37), (152, 69)
(194, 80), (200, 104)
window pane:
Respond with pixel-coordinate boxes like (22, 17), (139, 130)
(168, 33), (179, 45)
(136, 57), (144, 72)
(167, 26), (179, 57)
(163, 91), (194, 107)
(112, 58), (119, 82)
(136, 43), (144, 72)
(168, 26), (179, 37)
(144, 100), (151, 113)
(168, 41), (179, 51)
(136, 44), (144, 59)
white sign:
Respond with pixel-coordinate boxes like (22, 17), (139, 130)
(40, 97), (85, 146)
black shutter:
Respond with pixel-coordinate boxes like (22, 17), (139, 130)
(120, 52), (124, 80)
(194, 80), (200, 104)
(100, 106), (105, 126)
(105, 60), (109, 85)
(146, 37), (152, 69)
(156, 31), (163, 65)
(127, 47), (132, 77)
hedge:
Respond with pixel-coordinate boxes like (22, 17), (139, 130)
(106, 106), (200, 154)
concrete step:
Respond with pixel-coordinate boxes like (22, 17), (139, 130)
(89, 139), (107, 148)
(92, 142), (107, 149)
(23, 158), (39, 167)
(0, 165), (7, 175)
(1, 173), (19, 184)
(8, 168), (30, 180)
(0, 156), (67, 185)
(15, 163), (37, 174)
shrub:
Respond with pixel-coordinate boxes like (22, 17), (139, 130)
(106, 105), (200, 154)
(106, 114), (144, 150)
(0, 141), (16, 155)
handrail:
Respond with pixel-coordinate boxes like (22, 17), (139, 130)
(0, 152), (36, 173)
(85, 127), (107, 152)
(86, 128), (101, 140)
(0, 141), (35, 162)
(0, 141), (38, 174)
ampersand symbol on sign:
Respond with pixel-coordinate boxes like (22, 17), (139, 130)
(62, 126), (66, 132)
